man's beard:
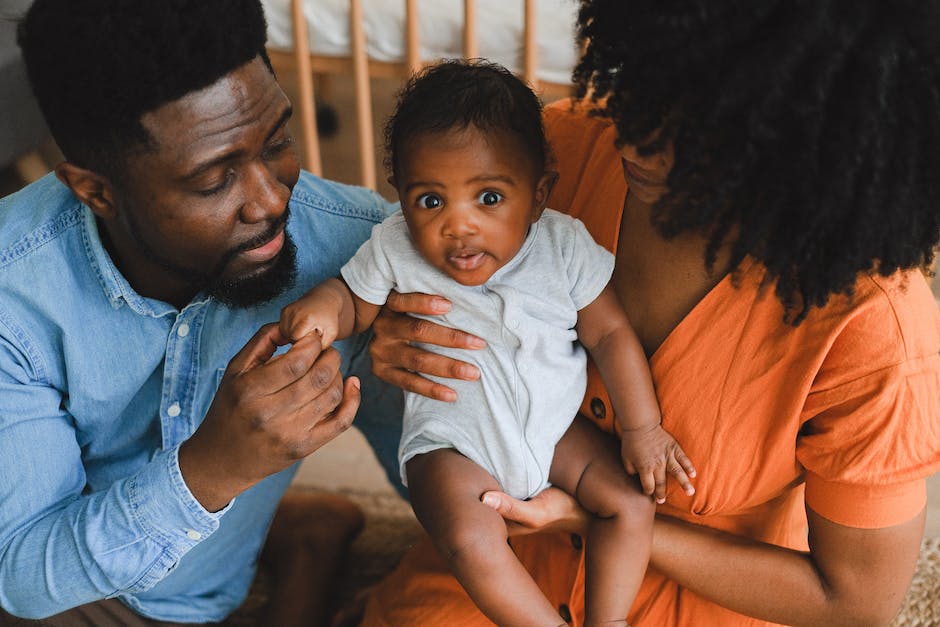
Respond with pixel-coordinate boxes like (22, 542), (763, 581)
(126, 207), (298, 309)
(206, 234), (297, 308)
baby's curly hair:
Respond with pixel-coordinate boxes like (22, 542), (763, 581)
(384, 59), (550, 184)
(17, 0), (270, 179)
(574, 0), (940, 321)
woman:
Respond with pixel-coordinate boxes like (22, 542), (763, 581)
(362, 1), (940, 625)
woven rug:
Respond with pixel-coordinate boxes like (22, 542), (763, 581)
(228, 489), (940, 626)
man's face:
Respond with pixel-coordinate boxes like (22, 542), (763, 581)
(105, 56), (301, 308)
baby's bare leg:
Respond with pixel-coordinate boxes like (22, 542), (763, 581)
(407, 449), (567, 627)
(549, 416), (655, 627)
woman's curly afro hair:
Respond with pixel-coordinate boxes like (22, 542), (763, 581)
(574, 0), (940, 322)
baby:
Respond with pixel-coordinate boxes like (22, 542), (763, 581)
(280, 60), (695, 627)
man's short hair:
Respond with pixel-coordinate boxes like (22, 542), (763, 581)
(17, 0), (270, 178)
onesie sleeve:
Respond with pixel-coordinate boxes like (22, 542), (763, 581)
(796, 276), (940, 528)
(340, 213), (400, 305)
(563, 214), (616, 310)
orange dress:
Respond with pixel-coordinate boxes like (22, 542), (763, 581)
(361, 100), (940, 627)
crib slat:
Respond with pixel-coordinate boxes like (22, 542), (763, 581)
(464, 0), (478, 59)
(350, 0), (377, 189)
(523, 0), (539, 90)
(405, 0), (421, 75)
(290, 0), (322, 175)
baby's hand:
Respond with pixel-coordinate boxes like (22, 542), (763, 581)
(279, 291), (340, 348)
(620, 424), (696, 504)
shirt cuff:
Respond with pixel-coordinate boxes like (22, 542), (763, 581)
(126, 445), (231, 551)
(804, 472), (926, 529)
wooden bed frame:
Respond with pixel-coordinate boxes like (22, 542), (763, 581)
(265, 0), (575, 190)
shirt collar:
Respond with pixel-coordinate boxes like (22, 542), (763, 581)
(80, 205), (197, 318)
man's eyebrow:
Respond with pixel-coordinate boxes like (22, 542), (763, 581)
(181, 105), (293, 181)
(264, 105), (293, 145)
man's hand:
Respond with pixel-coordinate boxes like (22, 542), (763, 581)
(369, 291), (485, 402)
(179, 323), (360, 512)
(480, 486), (590, 537)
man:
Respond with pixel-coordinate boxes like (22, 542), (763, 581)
(0, 0), (403, 624)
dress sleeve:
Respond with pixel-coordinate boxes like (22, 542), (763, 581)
(796, 276), (940, 528)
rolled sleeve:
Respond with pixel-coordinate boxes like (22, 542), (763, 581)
(798, 354), (940, 528)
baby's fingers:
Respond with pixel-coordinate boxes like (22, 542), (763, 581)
(638, 467), (656, 499)
(675, 446), (696, 479)
(667, 454), (696, 496)
(652, 465), (667, 504)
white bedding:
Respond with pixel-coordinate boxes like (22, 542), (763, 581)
(261, 0), (580, 85)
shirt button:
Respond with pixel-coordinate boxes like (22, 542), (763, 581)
(590, 397), (606, 420)
(559, 603), (572, 622)
(177, 323), (190, 337)
(570, 533), (582, 551)
(167, 403), (181, 417)
(185, 529), (202, 540)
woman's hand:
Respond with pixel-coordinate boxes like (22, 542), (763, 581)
(481, 486), (590, 537)
(369, 291), (486, 401)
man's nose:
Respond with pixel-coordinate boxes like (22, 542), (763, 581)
(240, 162), (290, 223)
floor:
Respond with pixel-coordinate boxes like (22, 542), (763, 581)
(1, 73), (937, 540)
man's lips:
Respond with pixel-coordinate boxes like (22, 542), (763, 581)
(240, 228), (285, 263)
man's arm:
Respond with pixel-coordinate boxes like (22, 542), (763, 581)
(0, 323), (358, 617)
(0, 328), (219, 617)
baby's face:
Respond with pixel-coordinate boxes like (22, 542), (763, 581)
(395, 126), (550, 286)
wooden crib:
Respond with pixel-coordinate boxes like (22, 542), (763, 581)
(261, 0), (580, 190)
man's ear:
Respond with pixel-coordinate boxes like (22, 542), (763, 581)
(55, 162), (118, 220)
(531, 170), (558, 222)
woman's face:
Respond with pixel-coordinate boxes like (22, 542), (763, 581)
(620, 136), (673, 205)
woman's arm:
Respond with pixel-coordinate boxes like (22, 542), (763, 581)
(482, 489), (924, 626)
(369, 291), (486, 402)
(651, 506), (923, 626)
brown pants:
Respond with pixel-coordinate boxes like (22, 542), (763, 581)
(0, 600), (211, 627)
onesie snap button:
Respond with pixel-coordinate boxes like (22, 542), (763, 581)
(590, 397), (606, 420)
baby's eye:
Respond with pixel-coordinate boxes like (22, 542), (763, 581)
(479, 191), (503, 206)
(417, 193), (443, 209)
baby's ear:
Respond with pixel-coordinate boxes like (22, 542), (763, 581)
(531, 171), (558, 222)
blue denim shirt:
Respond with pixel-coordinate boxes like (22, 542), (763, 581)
(0, 172), (404, 622)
